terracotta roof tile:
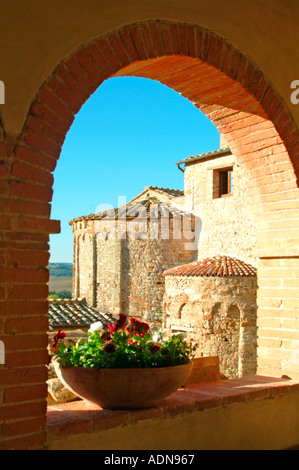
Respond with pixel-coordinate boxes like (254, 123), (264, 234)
(48, 299), (114, 331)
(163, 256), (257, 278)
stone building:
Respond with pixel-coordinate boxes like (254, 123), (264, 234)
(176, 136), (256, 266)
(163, 255), (258, 378)
(70, 187), (199, 331)
(162, 141), (258, 377)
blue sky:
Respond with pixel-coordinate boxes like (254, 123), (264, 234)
(49, 76), (220, 263)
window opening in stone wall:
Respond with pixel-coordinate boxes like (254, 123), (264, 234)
(213, 167), (234, 198)
(220, 168), (233, 196)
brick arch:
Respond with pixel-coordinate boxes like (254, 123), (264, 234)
(17, 20), (299, 182)
(2, 19), (299, 449)
(14, 15), (299, 381)
(14, 20), (299, 254)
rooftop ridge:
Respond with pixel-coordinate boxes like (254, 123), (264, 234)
(163, 255), (257, 278)
(176, 147), (232, 166)
(143, 186), (184, 196)
(69, 186), (185, 224)
(69, 195), (192, 224)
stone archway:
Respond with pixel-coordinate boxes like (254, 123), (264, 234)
(1, 19), (299, 449)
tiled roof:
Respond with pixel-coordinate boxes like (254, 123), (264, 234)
(70, 196), (192, 223)
(163, 256), (257, 278)
(176, 148), (232, 166)
(48, 299), (114, 331)
(144, 186), (184, 198)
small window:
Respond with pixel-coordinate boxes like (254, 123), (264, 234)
(219, 168), (233, 196)
(213, 167), (234, 198)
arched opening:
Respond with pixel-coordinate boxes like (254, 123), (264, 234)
(49, 75), (219, 266)
(2, 19), (299, 449)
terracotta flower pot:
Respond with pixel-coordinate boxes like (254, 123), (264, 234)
(53, 360), (193, 410)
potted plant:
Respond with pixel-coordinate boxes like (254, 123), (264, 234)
(50, 314), (194, 410)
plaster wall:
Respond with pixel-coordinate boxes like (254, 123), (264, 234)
(1, 1), (299, 135)
(47, 392), (299, 451)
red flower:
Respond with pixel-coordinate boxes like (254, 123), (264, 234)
(101, 331), (111, 342)
(125, 318), (150, 337)
(117, 313), (127, 328)
(103, 341), (116, 354)
(107, 313), (128, 336)
(53, 329), (66, 348)
(50, 329), (66, 356)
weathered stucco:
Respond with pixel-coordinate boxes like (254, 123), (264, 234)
(47, 383), (299, 450)
(1, 1), (299, 134)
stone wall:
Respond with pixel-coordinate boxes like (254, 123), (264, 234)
(71, 215), (198, 329)
(163, 275), (258, 378)
(73, 232), (96, 306)
(183, 153), (257, 266)
(96, 238), (123, 314)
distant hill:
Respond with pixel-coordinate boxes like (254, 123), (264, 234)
(49, 263), (73, 278)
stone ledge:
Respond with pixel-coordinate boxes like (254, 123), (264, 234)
(47, 375), (299, 443)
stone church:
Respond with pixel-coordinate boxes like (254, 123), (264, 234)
(69, 137), (258, 378)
